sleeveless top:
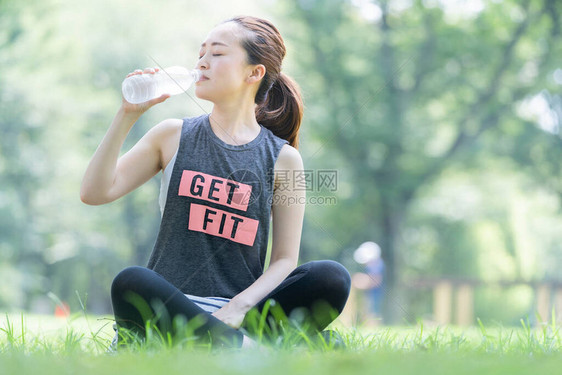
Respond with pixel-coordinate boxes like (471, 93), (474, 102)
(146, 114), (289, 298)
(159, 149), (177, 217)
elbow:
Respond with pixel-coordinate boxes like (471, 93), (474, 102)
(273, 256), (298, 272)
(286, 257), (299, 270)
(80, 187), (109, 206)
(79, 186), (92, 205)
(80, 196), (97, 206)
(80, 191), (99, 206)
(81, 196), (109, 206)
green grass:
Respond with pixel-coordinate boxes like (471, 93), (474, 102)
(1, 312), (562, 374)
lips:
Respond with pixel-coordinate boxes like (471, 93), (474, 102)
(198, 74), (209, 82)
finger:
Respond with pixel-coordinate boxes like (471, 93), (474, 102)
(147, 93), (170, 106)
(227, 321), (241, 329)
(143, 67), (155, 74)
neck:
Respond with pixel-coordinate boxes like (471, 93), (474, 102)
(209, 96), (261, 144)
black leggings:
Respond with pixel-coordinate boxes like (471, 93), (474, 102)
(110, 260), (351, 347)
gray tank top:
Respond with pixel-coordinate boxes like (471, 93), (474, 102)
(147, 114), (289, 298)
(159, 149), (177, 217)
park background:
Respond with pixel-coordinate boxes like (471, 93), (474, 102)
(0, 0), (561, 328)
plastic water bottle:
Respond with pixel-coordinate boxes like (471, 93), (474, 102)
(121, 66), (201, 104)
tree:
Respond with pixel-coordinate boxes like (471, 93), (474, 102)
(282, 0), (562, 323)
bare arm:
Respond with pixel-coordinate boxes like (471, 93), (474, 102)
(80, 67), (175, 205)
(212, 144), (305, 328)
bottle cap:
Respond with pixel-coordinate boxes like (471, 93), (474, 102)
(192, 69), (202, 82)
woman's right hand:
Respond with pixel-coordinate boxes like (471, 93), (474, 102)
(121, 67), (171, 115)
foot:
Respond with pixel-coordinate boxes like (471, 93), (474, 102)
(242, 335), (258, 349)
(106, 328), (119, 354)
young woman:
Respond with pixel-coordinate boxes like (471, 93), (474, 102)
(81, 16), (351, 348)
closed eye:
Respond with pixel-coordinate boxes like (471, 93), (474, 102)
(198, 53), (223, 59)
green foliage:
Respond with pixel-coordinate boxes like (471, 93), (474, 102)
(1, 0), (562, 326)
(0, 0), (271, 313)
(0, 312), (552, 353)
(278, 0), (562, 323)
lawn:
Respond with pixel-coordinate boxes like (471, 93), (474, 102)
(1, 313), (562, 375)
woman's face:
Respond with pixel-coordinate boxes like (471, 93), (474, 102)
(195, 22), (254, 103)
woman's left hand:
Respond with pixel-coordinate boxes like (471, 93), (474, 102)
(212, 300), (249, 329)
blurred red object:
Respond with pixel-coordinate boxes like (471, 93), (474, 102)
(54, 302), (70, 318)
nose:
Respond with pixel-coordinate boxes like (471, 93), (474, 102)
(197, 56), (208, 71)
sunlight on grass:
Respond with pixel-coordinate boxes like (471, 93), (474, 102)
(2, 313), (562, 374)
(0, 312), (114, 354)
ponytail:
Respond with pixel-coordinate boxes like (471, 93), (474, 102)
(256, 73), (303, 149)
(224, 16), (303, 149)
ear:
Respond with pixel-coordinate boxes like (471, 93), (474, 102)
(246, 64), (266, 84)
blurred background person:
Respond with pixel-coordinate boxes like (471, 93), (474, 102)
(352, 241), (385, 326)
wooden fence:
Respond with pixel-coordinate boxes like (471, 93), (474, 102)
(340, 278), (562, 326)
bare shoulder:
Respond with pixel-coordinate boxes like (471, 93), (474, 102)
(274, 144), (304, 190)
(148, 118), (183, 137)
(275, 144), (304, 170)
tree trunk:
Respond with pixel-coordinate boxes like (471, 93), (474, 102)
(380, 200), (407, 325)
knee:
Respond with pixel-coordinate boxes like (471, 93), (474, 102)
(308, 260), (351, 307)
(111, 266), (149, 298)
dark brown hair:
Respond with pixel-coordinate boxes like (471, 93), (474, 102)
(225, 16), (303, 149)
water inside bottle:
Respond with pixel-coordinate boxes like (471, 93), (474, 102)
(122, 67), (199, 104)
(122, 74), (157, 104)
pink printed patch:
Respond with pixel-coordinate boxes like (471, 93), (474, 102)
(188, 203), (259, 246)
(178, 170), (252, 212)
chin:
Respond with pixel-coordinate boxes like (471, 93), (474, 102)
(195, 86), (214, 101)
